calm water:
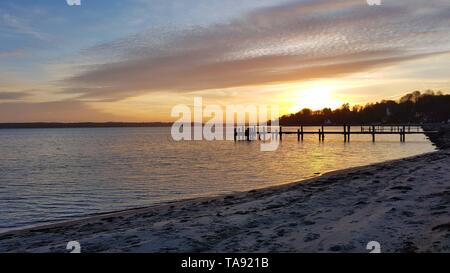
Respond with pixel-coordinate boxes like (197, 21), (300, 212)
(0, 127), (436, 231)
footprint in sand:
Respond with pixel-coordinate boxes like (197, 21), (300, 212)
(402, 211), (415, 217)
(390, 186), (412, 190)
(303, 220), (316, 225)
(432, 222), (450, 232)
(304, 233), (320, 242)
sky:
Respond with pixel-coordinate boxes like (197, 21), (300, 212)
(0, 0), (449, 122)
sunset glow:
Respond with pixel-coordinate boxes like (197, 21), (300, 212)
(0, 0), (449, 122)
(288, 85), (343, 113)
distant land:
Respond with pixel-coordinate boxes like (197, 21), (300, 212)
(0, 122), (173, 129)
(279, 91), (450, 126)
(1, 91), (448, 129)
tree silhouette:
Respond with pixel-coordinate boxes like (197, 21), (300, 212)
(280, 90), (450, 125)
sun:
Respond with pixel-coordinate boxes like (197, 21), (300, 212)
(288, 85), (343, 113)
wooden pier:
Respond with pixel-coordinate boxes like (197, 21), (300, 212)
(234, 125), (438, 143)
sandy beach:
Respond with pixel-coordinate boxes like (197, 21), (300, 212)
(0, 147), (449, 253)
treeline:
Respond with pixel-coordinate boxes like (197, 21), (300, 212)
(280, 90), (450, 126)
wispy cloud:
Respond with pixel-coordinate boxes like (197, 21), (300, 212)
(0, 48), (25, 58)
(0, 11), (48, 40)
(0, 100), (120, 122)
(0, 91), (29, 100)
(61, 0), (450, 101)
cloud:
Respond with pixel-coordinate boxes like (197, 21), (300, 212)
(0, 48), (25, 58)
(0, 91), (29, 100)
(0, 12), (48, 40)
(0, 101), (120, 122)
(62, 0), (450, 101)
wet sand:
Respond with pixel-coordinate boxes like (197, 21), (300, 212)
(0, 149), (449, 253)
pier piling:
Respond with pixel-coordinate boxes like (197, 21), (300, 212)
(372, 125), (376, 142)
(347, 126), (351, 142)
(232, 125), (435, 143)
(344, 125), (347, 142)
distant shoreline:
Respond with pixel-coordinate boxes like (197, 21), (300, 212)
(0, 122), (428, 129)
(423, 123), (450, 150)
(0, 122), (173, 129)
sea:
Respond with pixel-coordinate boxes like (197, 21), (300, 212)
(0, 126), (436, 231)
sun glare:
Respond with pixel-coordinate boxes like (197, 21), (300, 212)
(288, 85), (343, 113)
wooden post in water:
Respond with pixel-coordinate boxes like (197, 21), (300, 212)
(321, 125), (325, 141)
(343, 125), (347, 142)
(234, 128), (237, 142)
(347, 125), (351, 142)
(279, 126), (283, 141)
(301, 126), (304, 141)
(297, 129), (300, 141)
(318, 129), (321, 142)
(372, 125), (376, 142)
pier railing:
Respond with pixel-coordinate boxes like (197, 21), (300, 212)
(234, 125), (438, 143)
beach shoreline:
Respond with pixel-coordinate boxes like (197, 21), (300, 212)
(1, 147), (449, 253)
(0, 150), (434, 234)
